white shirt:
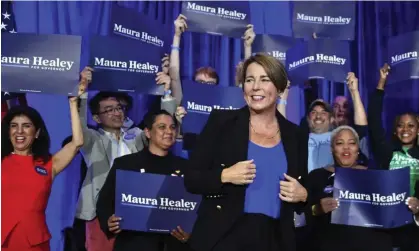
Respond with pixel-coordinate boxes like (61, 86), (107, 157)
(100, 129), (132, 167)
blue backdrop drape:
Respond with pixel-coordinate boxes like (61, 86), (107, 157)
(11, 1), (419, 251)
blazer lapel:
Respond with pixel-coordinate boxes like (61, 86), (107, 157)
(231, 107), (251, 162)
(277, 111), (298, 177)
(100, 135), (113, 166)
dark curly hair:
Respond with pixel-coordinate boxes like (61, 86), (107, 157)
(1, 106), (51, 164)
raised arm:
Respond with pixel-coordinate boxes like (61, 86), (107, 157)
(277, 81), (290, 118)
(346, 72), (367, 126)
(367, 64), (394, 168)
(169, 14), (187, 106)
(243, 24), (255, 60)
(51, 91), (84, 179)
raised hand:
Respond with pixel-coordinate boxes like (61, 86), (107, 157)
(174, 14), (188, 36)
(278, 80), (291, 100)
(221, 160), (256, 185)
(377, 63), (390, 90)
(279, 173), (307, 203)
(70, 67), (93, 102)
(156, 72), (171, 86)
(346, 72), (358, 93)
(243, 24), (255, 47)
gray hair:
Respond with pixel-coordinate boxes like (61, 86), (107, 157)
(330, 125), (360, 146)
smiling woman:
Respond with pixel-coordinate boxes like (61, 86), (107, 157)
(1, 95), (83, 251)
(184, 53), (308, 251)
(306, 125), (393, 251)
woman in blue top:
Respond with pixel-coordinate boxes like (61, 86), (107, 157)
(184, 53), (308, 251)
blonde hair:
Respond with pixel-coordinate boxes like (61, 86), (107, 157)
(331, 125), (360, 146)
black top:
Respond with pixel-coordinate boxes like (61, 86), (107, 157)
(307, 168), (392, 251)
(96, 149), (190, 251)
(184, 106), (308, 251)
(368, 89), (419, 248)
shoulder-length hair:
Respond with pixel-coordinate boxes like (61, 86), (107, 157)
(1, 106), (51, 164)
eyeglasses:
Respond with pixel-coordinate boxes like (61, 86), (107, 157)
(196, 80), (217, 85)
(98, 106), (126, 116)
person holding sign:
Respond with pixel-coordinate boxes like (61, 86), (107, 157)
(169, 14), (255, 105)
(184, 53), (308, 251)
(307, 126), (392, 251)
(368, 64), (419, 251)
(96, 110), (191, 251)
(1, 92), (84, 250)
(75, 67), (177, 251)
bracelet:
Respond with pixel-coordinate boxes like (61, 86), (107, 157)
(164, 89), (172, 96)
(171, 45), (180, 51)
(277, 99), (287, 105)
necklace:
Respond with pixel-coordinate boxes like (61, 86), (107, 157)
(249, 121), (280, 139)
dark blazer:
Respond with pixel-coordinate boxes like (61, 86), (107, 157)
(96, 149), (191, 251)
(184, 106), (308, 251)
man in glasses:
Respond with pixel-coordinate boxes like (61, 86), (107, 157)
(74, 67), (176, 251)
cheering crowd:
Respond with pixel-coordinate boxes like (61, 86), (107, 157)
(2, 13), (419, 251)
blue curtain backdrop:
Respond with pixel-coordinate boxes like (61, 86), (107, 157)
(11, 1), (419, 251)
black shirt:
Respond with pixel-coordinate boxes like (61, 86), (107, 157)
(307, 168), (392, 251)
(96, 149), (191, 251)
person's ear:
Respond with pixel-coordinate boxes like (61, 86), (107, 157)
(144, 128), (151, 140)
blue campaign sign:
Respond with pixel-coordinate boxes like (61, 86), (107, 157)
(387, 31), (419, 85)
(292, 1), (356, 40)
(252, 34), (301, 65)
(110, 3), (171, 52)
(1, 33), (81, 95)
(181, 1), (250, 38)
(88, 35), (164, 95)
(286, 39), (351, 84)
(331, 167), (413, 228)
(181, 80), (246, 134)
(115, 170), (201, 233)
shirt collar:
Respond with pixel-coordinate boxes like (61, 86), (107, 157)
(99, 128), (126, 140)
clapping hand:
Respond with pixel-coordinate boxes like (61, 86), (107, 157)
(279, 173), (307, 203)
(171, 226), (190, 243)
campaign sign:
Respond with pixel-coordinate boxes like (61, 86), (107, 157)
(331, 167), (413, 228)
(286, 39), (351, 83)
(115, 170), (201, 233)
(252, 34), (301, 65)
(110, 4), (170, 51)
(292, 1), (356, 40)
(1, 33), (81, 95)
(181, 80), (246, 134)
(181, 1), (250, 38)
(88, 35), (164, 95)
(387, 31), (419, 85)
